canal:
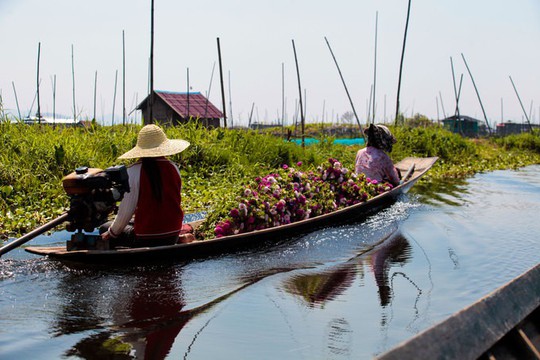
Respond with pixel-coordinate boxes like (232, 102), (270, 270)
(1, 165), (539, 359)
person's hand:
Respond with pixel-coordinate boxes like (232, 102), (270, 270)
(101, 231), (111, 240)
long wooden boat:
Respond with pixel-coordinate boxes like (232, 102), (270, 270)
(25, 157), (438, 264)
(376, 262), (540, 360)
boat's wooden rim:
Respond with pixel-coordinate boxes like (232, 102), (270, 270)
(376, 262), (540, 359)
(25, 156), (437, 258)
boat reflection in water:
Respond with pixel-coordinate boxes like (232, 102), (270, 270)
(283, 231), (413, 309)
(51, 268), (189, 358)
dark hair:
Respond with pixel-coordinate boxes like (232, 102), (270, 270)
(142, 158), (162, 202)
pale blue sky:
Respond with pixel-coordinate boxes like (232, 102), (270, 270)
(1, 0), (539, 127)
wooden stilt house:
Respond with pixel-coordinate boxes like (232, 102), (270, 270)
(137, 90), (223, 127)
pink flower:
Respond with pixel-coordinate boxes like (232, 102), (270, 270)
(297, 161), (303, 166)
(282, 164), (289, 169)
(215, 226), (224, 236)
(229, 208), (239, 218)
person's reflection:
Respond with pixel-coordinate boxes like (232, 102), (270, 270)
(283, 231), (412, 308)
(369, 233), (412, 307)
(53, 266), (190, 359)
(121, 269), (188, 359)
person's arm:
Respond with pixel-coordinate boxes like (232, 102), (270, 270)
(382, 155), (400, 186)
(104, 163), (141, 238)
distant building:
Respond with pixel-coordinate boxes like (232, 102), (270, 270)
(137, 90), (223, 128)
(442, 115), (488, 137)
(496, 121), (539, 136)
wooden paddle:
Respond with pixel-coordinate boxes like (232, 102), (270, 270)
(0, 212), (69, 257)
(399, 163), (416, 185)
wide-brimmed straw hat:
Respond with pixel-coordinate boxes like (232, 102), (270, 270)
(118, 124), (190, 159)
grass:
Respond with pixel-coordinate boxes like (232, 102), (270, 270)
(0, 120), (539, 239)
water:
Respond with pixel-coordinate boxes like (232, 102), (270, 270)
(1, 166), (539, 359)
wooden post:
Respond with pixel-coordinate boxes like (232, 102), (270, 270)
(217, 37), (227, 128)
(395, 0), (412, 126)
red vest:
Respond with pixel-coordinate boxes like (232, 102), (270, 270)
(134, 159), (184, 238)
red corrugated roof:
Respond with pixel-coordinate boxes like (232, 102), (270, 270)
(155, 91), (223, 119)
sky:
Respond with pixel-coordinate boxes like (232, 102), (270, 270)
(1, 0), (539, 128)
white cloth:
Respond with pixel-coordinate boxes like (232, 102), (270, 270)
(108, 163), (141, 237)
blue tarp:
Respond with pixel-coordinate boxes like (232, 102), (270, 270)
(289, 137), (365, 146)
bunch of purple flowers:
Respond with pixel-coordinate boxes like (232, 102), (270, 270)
(200, 159), (393, 239)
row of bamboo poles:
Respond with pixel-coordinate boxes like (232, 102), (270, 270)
(11, 0), (536, 138)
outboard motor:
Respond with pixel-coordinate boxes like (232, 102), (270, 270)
(62, 165), (130, 250)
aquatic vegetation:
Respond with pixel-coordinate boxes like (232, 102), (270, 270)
(0, 120), (539, 239)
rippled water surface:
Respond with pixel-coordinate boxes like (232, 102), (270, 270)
(1, 166), (539, 359)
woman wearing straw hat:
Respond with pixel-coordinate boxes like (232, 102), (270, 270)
(100, 124), (192, 248)
(355, 124), (401, 187)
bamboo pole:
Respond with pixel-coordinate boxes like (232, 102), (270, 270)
(93, 71), (97, 122)
(71, 44), (76, 121)
(450, 57), (460, 133)
(36, 42), (41, 123)
(228, 70), (233, 127)
(187, 67), (190, 120)
(204, 62), (216, 120)
(394, 0), (412, 125)
(281, 62), (285, 129)
(439, 91), (447, 119)
(372, 11), (379, 123)
(367, 85), (373, 125)
(112, 70), (118, 125)
(122, 30), (126, 126)
(11, 82), (22, 120)
(500, 98), (503, 123)
(324, 36), (364, 138)
(509, 75), (534, 133)
(461, 53), (492, 134)
(292, 39), (305, 148)
(217, 37), (227, 128)
(52, 75), (56, 122)
(149, 0), (155, 123)
(248, 102), (255, 128)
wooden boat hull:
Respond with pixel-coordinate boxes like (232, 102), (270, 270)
(25, 157), (438, 264)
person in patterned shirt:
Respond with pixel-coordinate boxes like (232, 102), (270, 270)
(355, 124), (400, 186)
